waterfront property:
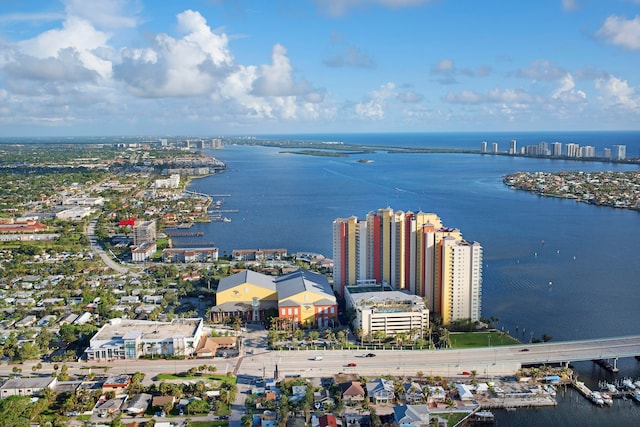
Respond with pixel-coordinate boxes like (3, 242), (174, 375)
(213, 269), (338, 328)
(345, 284), (429, 338)
(213, 270), (278, 323)
(84, 318), (204, 360)
(333, 208), (482, 325)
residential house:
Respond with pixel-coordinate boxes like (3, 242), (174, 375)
(124, 393), (152, 415)
(394, 404), (432, 427)
(339, 381), (366, 403)
(101, 375), (131, 392)
(319, 414), (340, 427)
(403, 382), (425, 404)
(366, 378), (395, 404)
(0, 377), (57, 398)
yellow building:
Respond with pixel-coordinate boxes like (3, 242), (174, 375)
(276, 270), (338, 329)
(213, 270), (278, 323)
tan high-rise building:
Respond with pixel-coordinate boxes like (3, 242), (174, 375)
(332, 208), (482, 324)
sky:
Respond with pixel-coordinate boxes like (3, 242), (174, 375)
(0, 0), (639, 137)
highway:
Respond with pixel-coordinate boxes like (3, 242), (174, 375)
(3, 335), (639, 383)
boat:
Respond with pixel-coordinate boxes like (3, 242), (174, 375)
(622, 379), (636, 390)
(632, 390), (640, 403)
(591, 391), (604, 406)
(473, 410), (495, 423)
(546, 384), (557, 397)
(602, 393), (613, 405)
(223, 217), (232, 222)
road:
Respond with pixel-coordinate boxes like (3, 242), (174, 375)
(86, 218), (136, 275)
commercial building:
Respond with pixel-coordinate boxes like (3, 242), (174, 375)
(162, 247), (219, 263)
(133, 220), (156, 245)
(0, 377), (57, 398)
(333, 208), (482, 325)
(84, 318), (204, 360)
(212, 269), (337, 328)
(276, 269), (338, 329)
(213, 270), (278, 323)
(345, 285), (429, 338)
(612, 144), (626, 160)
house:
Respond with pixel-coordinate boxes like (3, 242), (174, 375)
(152, 395), (176, 410)
(394, 404), (432, 427)
(313, 389), (334, 408)
(339, 381), (366, 403)
(124, 393), (152, 415)
(102, 374), (131, 392)
(195, 336), (237, 358)
(367, 378), (395, 404)
(455, 383), (475, 401)
(403, 382), (425, 403)
(94, 397), (125, 417)
(0, 377), (57, 398)
(319, 414), (340, 427)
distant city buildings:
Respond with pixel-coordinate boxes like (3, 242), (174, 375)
(333, 208), (482, 325)
(486, 139), (627, 161)
(613, 144), (626, 160)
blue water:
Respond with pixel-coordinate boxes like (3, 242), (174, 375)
(183, 131), (640, 426)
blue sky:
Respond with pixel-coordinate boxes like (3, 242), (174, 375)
(0, 0), (639, 136)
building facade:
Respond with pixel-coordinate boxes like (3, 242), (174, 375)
(333, 208), (482, 324)
(84, 318), (204, 361)
(346, 286), (429, 338)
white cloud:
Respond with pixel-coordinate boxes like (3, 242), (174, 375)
(252, 44), (313, 96)
(116, 9), (233, 97)
(595, 75), (638, 110)
(597, 15), (640, 50)
(397, 90), (423, 103)
(445, 88), (533, 104)
(561, 0), (578, 12)
(63, 0), (140, 29)
(315, 0), (433, 17)
(355, 82), (396, 119)
(552, 73), (587, 103)
(431, 59), (455, 74)
(516, 60), (566, 81)
(17, 16), (113, 79)
(324, 45), (375, 68)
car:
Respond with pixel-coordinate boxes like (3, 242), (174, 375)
(520, 348), (530, 352)
(346, 362), (357, 367)
(312, 355), (323, 361)
(365, 353), (376, 358)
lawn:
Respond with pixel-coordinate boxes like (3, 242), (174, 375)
(449, 331), (519, 349)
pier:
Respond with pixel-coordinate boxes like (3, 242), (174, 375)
(172, 241), (216, 247)
(593, 358), (619, 372)
(164, 231), (204, 237)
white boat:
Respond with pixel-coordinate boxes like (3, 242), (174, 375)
(591, 391), (604, 406)
(632, 390), (640, 403)
(623, 379), (637, 390)
(607, 383), (618, 393)
(602, 393), (613, 405)
(546, 384), (557, 397)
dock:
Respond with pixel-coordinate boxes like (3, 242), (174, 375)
(164, 231), (204, 237)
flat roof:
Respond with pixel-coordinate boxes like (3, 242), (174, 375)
(92, 318), (202, 342)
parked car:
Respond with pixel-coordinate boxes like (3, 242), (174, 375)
(346, 362), (357, 367)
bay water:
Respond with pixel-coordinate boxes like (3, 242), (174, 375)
(183, 132), (640, 426)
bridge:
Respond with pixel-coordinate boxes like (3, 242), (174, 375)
(237, 335), (640, 379)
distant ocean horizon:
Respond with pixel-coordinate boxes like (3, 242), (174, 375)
(1, 130), (639, 158)
(250, 130), (640, 155)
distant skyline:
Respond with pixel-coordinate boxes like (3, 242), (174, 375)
(0, 0), (639, 137)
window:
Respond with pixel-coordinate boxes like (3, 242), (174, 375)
(294, 308), (298, 314)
